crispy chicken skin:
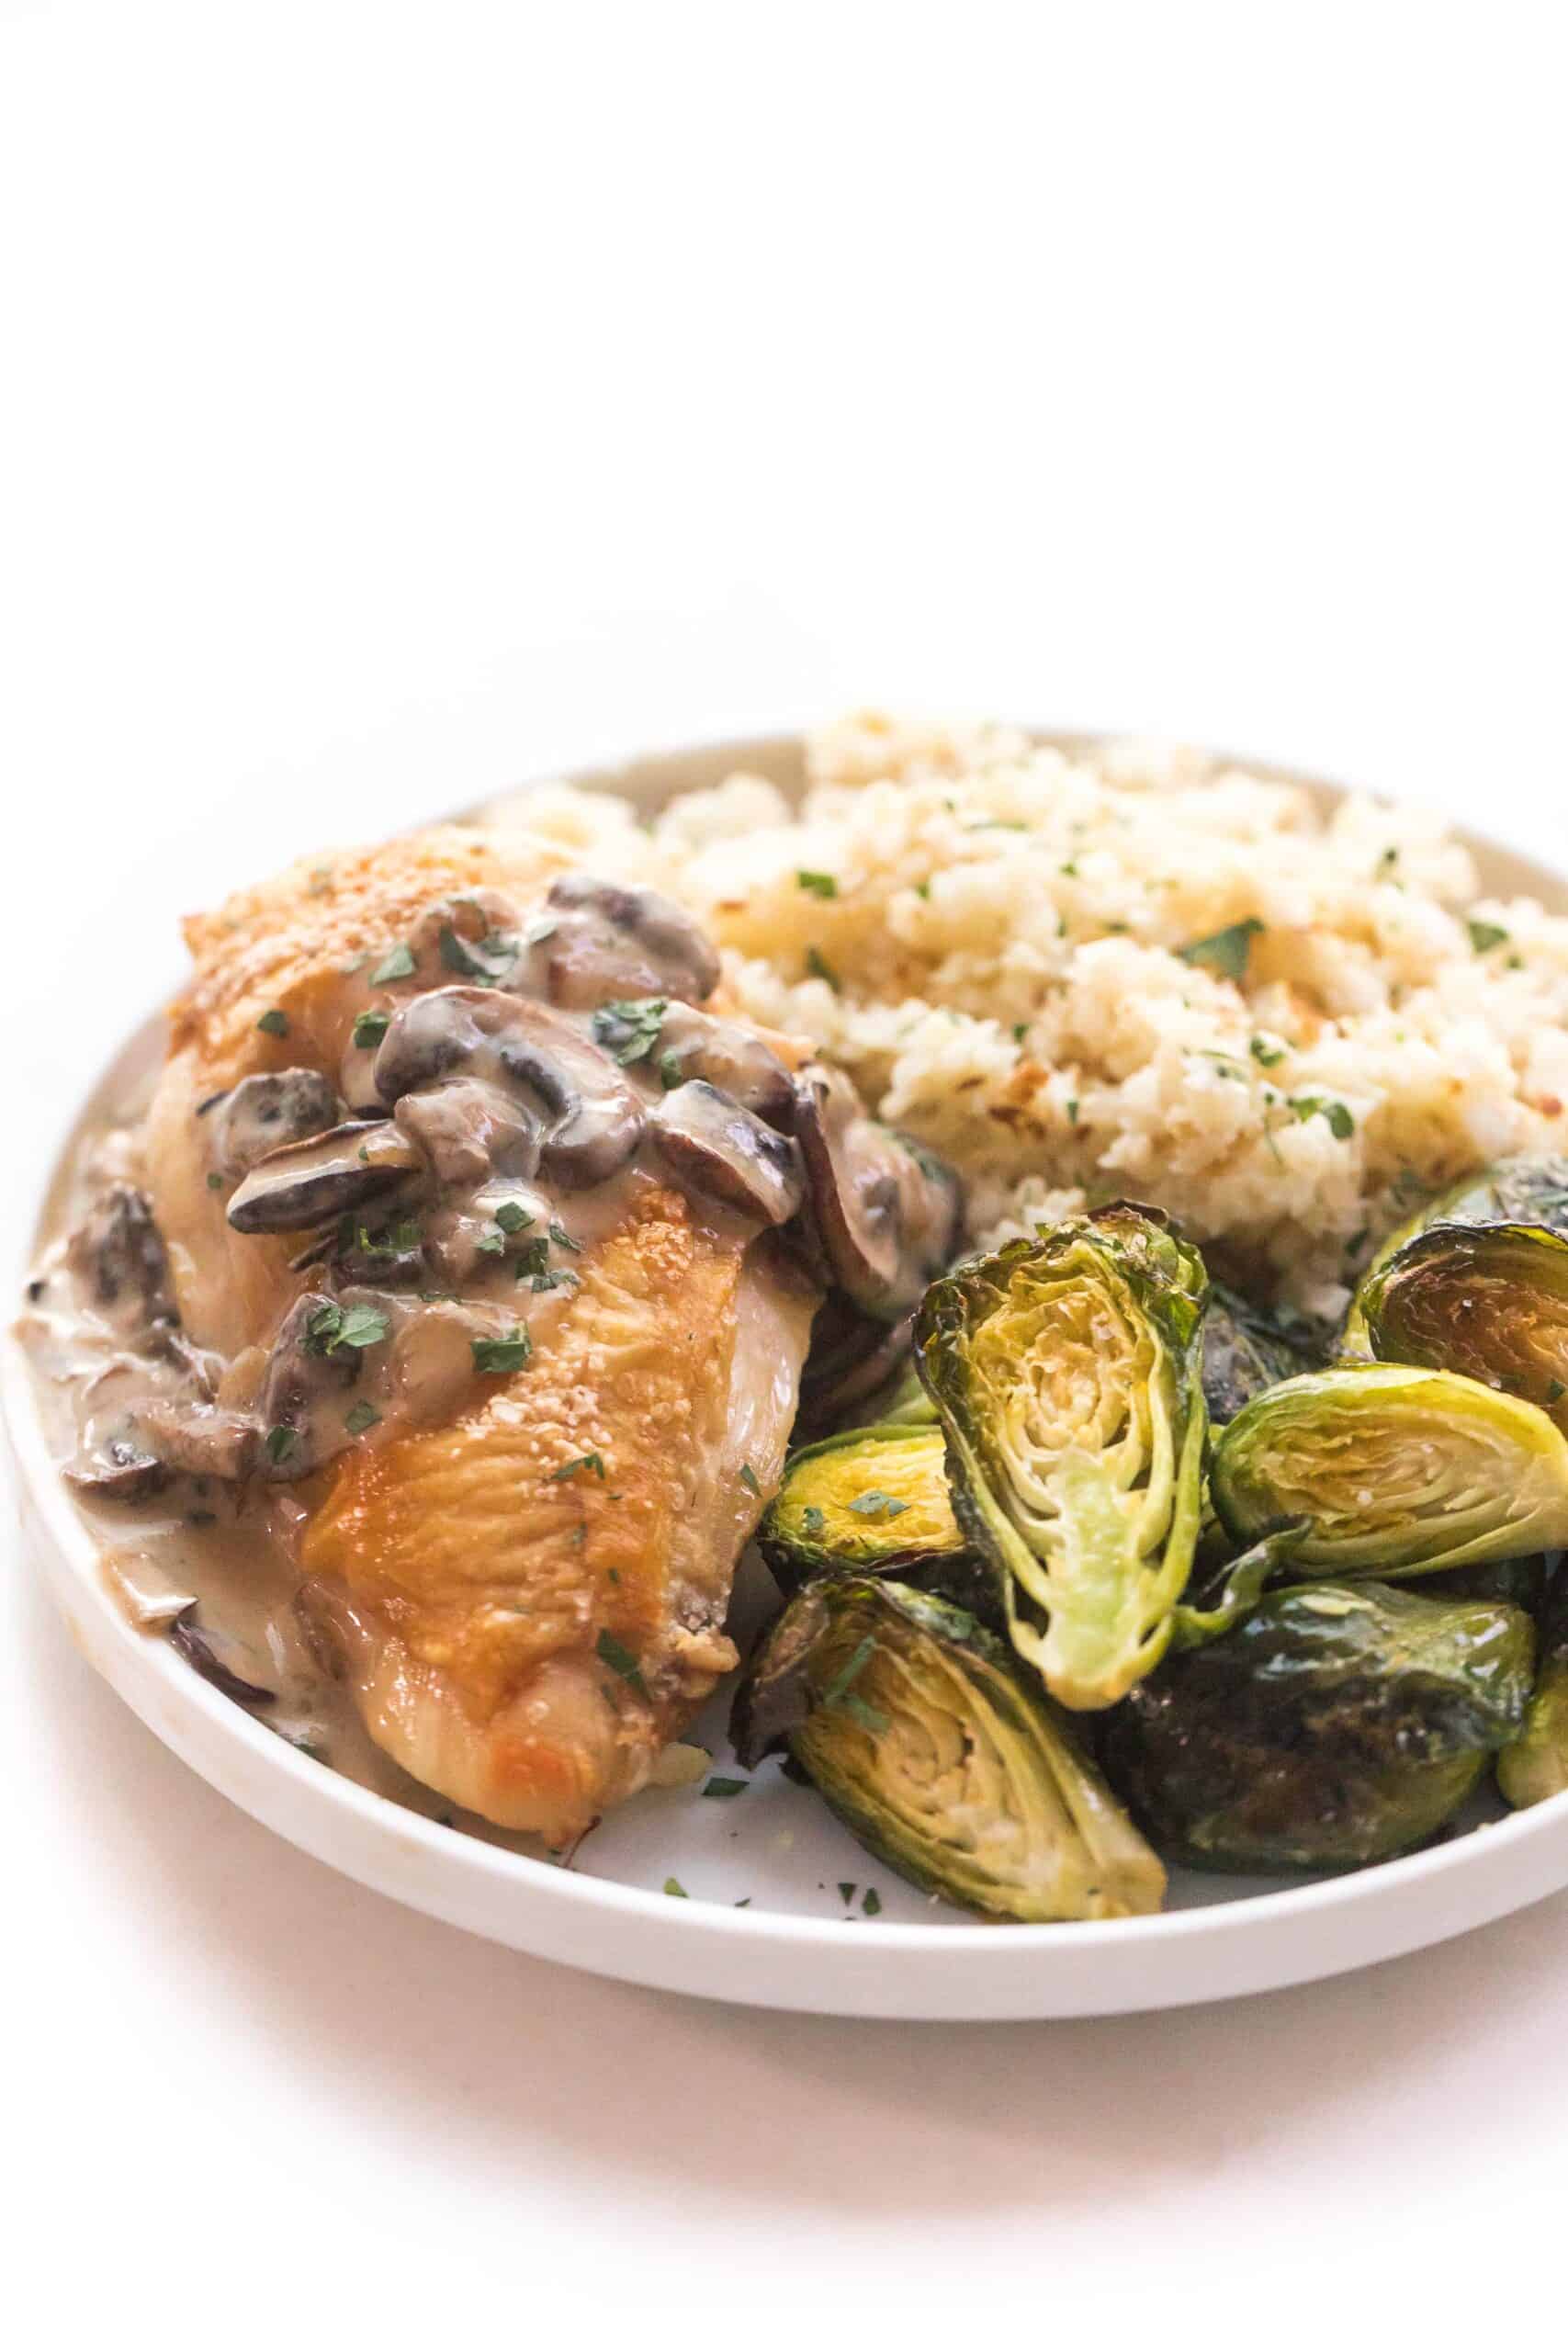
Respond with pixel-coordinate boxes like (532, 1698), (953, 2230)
(137, 825), (819, 1842)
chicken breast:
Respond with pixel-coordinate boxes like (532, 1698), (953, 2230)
(133, 824), (822, 1841)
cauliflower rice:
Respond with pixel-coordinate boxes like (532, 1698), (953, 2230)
(486, 716), (1568, 1322)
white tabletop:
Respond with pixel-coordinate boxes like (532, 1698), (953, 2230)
(5, 5), (1566, 2326)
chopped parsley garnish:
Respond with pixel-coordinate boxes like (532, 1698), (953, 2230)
(838, 1882), (857, 1905)
(265, 1424), (297, 1464)
(595, 1628), (647, 1696)
(513, 1237), (551, 1282)
(822, 1634), (875, 1704)
(1249, 1034), (1286, 1068)
(352, 1010), (391, 1048)
(494, 1199), (534, 1234)
(1060, 859), (1079, 876)
(255, 1009), (289, 1037)
(438, 923), (513, 981)
(344, 1399), (382, 1436)
(550, 1451), (606, 1483)
(835, 1693), (890, 1734)
(592, 998), (668, 1065)
(659, 1050), (683, 1091)
(1290, 1095), (1356, 1140)
(1066, 1099), (1079, 1126)
(476, 1232), (507, 1256)
(703, 1776), (748, 1799)
(306, 1301), (390, 1354)
(663, 1877), (688, 1898)
(206, 1171), (225, 1192)
(1548, 1380), (1566, 1405)
(805, 944), (840, 990)
(796, 869), (839, 899)
(734, 1896), (751, 1907)
(848, 1489), (908, 1519)
(548, 1219), (582, 1252)
(471, 1328), (532, 1374)
(1176, 918), (1264, 982)
(369, 943), (417, 984)
(739, 1462), (761, 1498)
(863, 1887), (883, 1917)
(1468, 919), (1510, 955)
(800, 1505), (827, 1543)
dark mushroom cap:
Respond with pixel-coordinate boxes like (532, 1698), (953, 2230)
(208, 1070), (344, 1181)
(373, 986), (643, 1190)
(650, 1003), (795, 1130)
(648, 1081), (805, 1225)
(795, 1065), (963, 1320)
(67, 1184), (177, 1334)
(226, 1121), (421, 1235)
(536, 872), (721, 1008)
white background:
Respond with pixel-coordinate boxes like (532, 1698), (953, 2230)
(4, 2), (1566, 2334)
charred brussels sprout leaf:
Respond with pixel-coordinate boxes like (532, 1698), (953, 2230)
(1342, 1152), (1568, 1356)
(1498, 1564), (1568, 1808)
(758, 1423), (989, 1615)
(1100, 1580), (1536, 1871)
(1212, 1364), (1568, 1577)
(1201, 1282), (1325, 1424)
(914, 1210), (1209, 1710)
(731, 1577), (1166, 1920)
(1361, 1222), (1568, 1431)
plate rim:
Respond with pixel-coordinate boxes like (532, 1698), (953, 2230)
(10, 727), (1568, 2018)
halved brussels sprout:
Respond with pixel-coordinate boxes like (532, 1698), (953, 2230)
(1342, 1153), (1568, 1356)
(759, 1424), (970, 1590)
(1360, 1222), (1568, 1432)
(731, 1576), (1166, 1919)
(1100, 1579), (1536, 1871)
(1498, 1563), (1568, 1808)
(1212, 1364), (1568, 1577)
(1201, 1282), (1325, 1424)
(914, 1208), (1209, 1710)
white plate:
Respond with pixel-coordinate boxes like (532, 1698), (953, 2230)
(9, 732), (1568, 2020)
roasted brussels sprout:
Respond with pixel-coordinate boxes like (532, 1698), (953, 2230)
(914, 1209), (1208, 1710)
(759, 1423), (972, 1593)
(1201, 1282), (1325, 1424)
(1498, 1563), (1568, 1808)
(1342, 1153), (1568, 1356)
(1359, 1222), (1568, 1432)
(1100, 1579), (1536, 1871)
(1212, 1364), (1568, 1577)
(732, 1576), (1166, 1919)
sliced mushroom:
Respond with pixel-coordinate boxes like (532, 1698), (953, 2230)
(394, 1077), (541, 1186)
(633, 1001), (795, 1130)
(374, 987), (642, 1189)
(67, 1185), (178, 1338)
(208, 1069), (344, 1180)
(794, 1065), (963, 1319)
(797, 1300), (917, 1437)
(533, 872), (721, 1009)
(131, 1399), (260, 1482)
(256, 1290), (375, 1478)
(404, 888), (523, 984)
(422, 1178), (551, 1285)
(649, 1081), (804, 1225)
(169, 1606), (276, 1707)
(64, 1428), (171, 1503)
(227, 1121), (422, 1235)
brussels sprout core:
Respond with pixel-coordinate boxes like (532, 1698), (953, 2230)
(915, 1211), (1208, 1710)
(732, 1577), (1166, 1920)
(1213, 1364), (1568, 1577)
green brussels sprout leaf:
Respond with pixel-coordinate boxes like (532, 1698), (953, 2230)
(1360, 1221), (1568, 1430)
(731, 1576), (1166, 1920)
(1100, 1579), (1537, 1871)
(914, 1208), (1209, 1710)
(1212, 1364), (1568, 1577)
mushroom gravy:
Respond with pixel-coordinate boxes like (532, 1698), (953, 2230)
(17, 865), (962, 1842)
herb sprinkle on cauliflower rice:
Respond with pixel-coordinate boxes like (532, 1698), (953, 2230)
(485, 715), (1568, 1323)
